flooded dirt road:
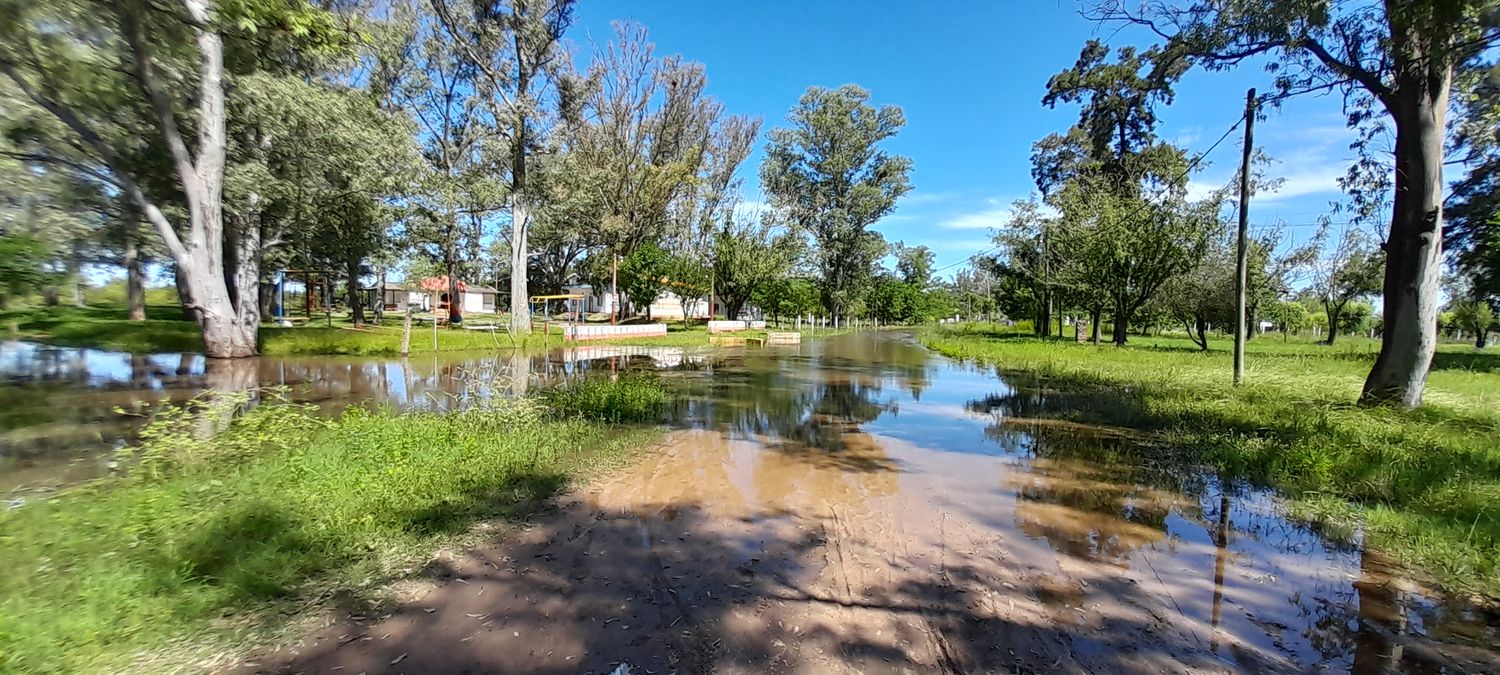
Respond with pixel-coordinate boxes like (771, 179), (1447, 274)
(251, 332), (1495, 673)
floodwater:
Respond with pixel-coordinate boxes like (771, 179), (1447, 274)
(0, 340), (704, 494)
(3, 335), (1496, 672)
(253, 332), (1496, 674)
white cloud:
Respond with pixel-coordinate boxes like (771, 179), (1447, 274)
(936, 198), (1020, 231)
(901, 191), (957, 206)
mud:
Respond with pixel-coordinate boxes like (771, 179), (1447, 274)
(245, 333), (1496, 673)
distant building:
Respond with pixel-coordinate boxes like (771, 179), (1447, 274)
(366, 279), (500, 314)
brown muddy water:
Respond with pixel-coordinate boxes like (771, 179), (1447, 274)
(3, 335), (1497, 672)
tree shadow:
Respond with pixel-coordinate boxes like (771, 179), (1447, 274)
(253, 497), (1297, 674)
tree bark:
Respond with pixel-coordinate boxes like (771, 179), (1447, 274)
(124, 228), (146, 321)
(346, 254), (365, 328)
(1360, 60), (1450, 407)
(509, 196), (531, 333)
(1090, 307), (1101, 344)
(1324, 306), (1342, 346)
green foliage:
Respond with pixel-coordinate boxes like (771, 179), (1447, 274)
(752, 276), (821, 324)
(921, 323), (1500, 595)
(712, 221), (797, 320)
(618, 242), (670, 318)
(543, 374), (667, 423)
(761, 84), (912, 317)
(0, 233), (52, 308)
(0, 384), (661, 671)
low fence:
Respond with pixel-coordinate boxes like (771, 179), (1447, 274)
(707, 320), (767, 334)
(562, 323), (668, 342)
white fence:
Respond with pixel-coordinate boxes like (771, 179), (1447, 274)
(707, 320), (766, 334)
(561, 323), (668, 342)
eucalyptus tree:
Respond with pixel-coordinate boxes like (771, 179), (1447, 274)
(227, 74), (419, 327)
(382, 1), (506, 324)
(761, 84), (912, 322)
(565, 23), (751, 305)
(0, 0), (342, 357)
(1090, 0), (1500, 405)
(430, 0), (576, 333)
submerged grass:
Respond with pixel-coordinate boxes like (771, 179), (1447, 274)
(0, 379), (665, 672)
(921, 323), (1500, 597)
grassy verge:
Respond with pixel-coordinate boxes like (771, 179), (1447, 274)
(920, 323), (1500, 598)
(0, 379), (666, 672)
(2, 303), (849, 355)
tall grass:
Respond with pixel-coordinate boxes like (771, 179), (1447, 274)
(0, 380), (664, 672)
(921, 324), (1500, 597)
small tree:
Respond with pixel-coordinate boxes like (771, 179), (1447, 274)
(619, 242), (669, 321)
(712, 222), (797, 320)
(1310, 224), (1384, 346)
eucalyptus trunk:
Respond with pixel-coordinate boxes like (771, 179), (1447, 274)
(124, 229), (145, 321)
(1360, 58), (1450, 407)
(509, 196), (531, 334)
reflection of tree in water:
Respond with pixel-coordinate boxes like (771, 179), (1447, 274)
(667, 358), (890, 453)
(1299, 546), (1486, 673)
(1004, 431), (1177, 565)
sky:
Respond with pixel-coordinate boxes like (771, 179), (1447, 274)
(571, 0), (1366, 278)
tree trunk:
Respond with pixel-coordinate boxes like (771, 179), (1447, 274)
(400, 307), (413, 356)
(374, 268), (385, 324)
(1324, 305), (1341, 346)
(346, 254), (364, 328)
(509, 197), (531, 334)
(1360, 66), (1450, 407)
(445, 239), (462, 325)
(174, 264), (199, 322)
(1112, 297), (1129, 346)
(124, 230), (146, 321)
(1090, 307), (1101, 345)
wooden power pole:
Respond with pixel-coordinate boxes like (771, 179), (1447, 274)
(1233, 88), (1256, 386)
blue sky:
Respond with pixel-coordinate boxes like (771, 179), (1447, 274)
(573, 0), (1364, 278)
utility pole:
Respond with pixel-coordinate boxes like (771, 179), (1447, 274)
(1233, 88), (1256, 386)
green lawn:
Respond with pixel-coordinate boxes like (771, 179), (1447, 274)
(2, 303), (848, 355)
(921, 323), (1500, 598)
(0, 378), (666, 672)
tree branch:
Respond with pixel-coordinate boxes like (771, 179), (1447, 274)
(118, 4), (202, 198)
(0, 62), (188, 261)
(1299, 36), (1394, 104)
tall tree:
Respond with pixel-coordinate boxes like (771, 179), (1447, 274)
(1091, 0), (1500, 405)
(472, 0), (575, 334)
(0, 0), (340, 357)
(761, 84), (912, 321)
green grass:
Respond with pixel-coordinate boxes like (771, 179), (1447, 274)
(2, 303), (850, 355)
(0, 383), (665, 672)
(921, 323), (1500, 597)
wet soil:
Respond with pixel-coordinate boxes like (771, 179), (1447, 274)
(244, 333), (1498, 674)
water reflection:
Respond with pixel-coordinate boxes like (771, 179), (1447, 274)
(0, 341), (708, 492)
